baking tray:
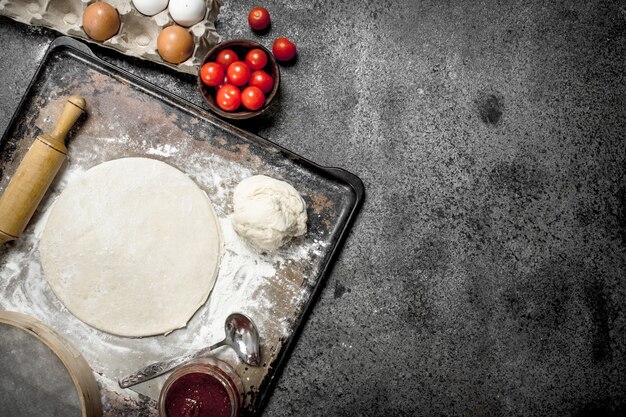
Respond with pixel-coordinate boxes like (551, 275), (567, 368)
(0, 36), (364, 416)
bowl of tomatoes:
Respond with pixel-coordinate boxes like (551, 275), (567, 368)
(198, 40), (280, 120)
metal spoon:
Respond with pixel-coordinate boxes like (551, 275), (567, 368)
(118, 313), (260, 388)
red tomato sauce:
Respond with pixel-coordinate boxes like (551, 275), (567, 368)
(165, 372), (232, 417)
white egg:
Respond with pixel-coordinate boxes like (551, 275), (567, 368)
(132, 0), (169, 16)
(168, 0), (206, 27)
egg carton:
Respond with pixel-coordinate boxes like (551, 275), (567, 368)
(0, 0), (221, 75)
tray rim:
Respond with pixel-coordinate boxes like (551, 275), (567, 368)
(0, 35), (365, 416)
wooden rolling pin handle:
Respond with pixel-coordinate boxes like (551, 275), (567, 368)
(46, 95), (86, 151)
(0, 95), (86, 246)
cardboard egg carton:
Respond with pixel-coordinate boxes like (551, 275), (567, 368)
(0, 0), (221, 75)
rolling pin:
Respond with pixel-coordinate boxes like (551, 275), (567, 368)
(0, 95), (86, 245)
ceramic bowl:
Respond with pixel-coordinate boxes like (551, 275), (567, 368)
(198, 39), (280, 119)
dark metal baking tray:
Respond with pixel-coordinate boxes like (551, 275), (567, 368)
(0, 36), (364, 416)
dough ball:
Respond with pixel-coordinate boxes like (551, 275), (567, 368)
(232, 175), (307, 251)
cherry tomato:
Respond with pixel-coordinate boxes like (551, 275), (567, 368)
(248, 7), (270, 31)
(249, 70), (273, 94)
(216, 49), (238, 71)
(215, 84), (241, 112)
(200, 62), (224, 87)
(272, 37), (297, 62)
(245, 49), (268, 71)
(226, 61), (251, 87)
(241, 86), (265, 111)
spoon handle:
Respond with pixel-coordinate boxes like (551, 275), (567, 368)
(118, 339), (227, 388)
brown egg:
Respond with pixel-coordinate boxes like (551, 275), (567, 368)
(157, 25), (194, 64)
(82, 2), (120, 42)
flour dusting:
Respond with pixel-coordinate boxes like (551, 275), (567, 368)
(0, 132), (329, 401)
(145, 143), (179, 157)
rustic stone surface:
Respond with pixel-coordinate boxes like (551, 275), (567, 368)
(1, 0), (626, 415)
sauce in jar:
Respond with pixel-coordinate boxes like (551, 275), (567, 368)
(159, 358), (243, 417)
(165, 372), (231, 417)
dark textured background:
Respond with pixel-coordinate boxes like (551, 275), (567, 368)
(1, 0), (626, 416)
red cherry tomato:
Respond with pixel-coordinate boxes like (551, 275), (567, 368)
(245, 49), (268, 71)
(249, 70), (273, 94)
(215, 84), (241, 112)
(248, 7), (270, 31)
(241, 86), (265, 111)
(216, 49), (238, 71)
(226, 61), (251, 87)
(200, 62), (224, 87)
(272, 37), (297, 62)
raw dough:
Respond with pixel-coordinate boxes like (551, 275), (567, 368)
(231, 175), (307, 251)
(40, 158), (223, 337)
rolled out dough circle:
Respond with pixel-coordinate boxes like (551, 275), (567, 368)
(40, 157), (223, 337)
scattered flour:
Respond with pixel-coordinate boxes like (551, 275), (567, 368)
(0, 134), (329, 401)
(145, 143), (179, 157)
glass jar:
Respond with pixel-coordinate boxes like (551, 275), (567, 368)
(158, 357), (244, 417)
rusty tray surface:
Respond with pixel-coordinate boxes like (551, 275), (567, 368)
(0, 37), (363, 416)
